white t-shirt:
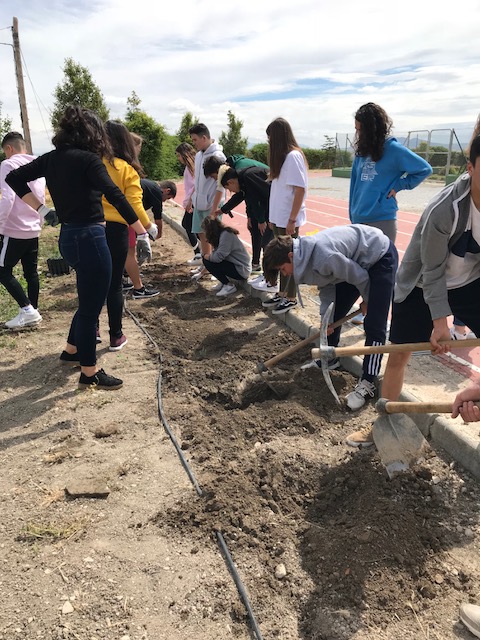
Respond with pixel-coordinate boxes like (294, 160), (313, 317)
(269, 149), (308, 227)
(445, 198), (480, 289)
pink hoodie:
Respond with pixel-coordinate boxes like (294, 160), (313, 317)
(0, 153), (46, 239)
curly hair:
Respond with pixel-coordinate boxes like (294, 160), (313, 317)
(202, 216), (238, 248)
(353, 103), (393, 162)
(52, 105), (113, 161)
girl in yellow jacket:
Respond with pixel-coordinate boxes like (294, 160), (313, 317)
(102, 120), (157, 351)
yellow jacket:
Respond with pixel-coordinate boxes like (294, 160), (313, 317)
(102, 157), (150, 227)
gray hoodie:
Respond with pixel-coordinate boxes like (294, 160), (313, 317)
(209, 230), (251, 279)
(292, 225), (391, 317)
(394, 172), (472, 320)
(192, 141), (226, 211)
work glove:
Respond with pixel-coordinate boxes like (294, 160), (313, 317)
(37, 204), (59, 227)
(147, 223), (158, 241)
(136, 232), (152, 265)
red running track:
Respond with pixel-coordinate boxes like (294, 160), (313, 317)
(172, 181), (480, 382)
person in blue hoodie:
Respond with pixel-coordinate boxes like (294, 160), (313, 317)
(262, 225), (398, 415)
(349, 102), (432, 241)
(348, 103), (432, 325)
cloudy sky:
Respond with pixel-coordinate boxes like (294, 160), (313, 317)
(1, 0), (479, 155)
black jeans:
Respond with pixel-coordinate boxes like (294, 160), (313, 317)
(105, 222), (129, 339)
(328, 241), (398, 381)
(181, 210), (199, 250)
(60, 223), (112, 367)
(249, 218), (273, 266)
(203, 258), (245, 284)
(0, 235), (39, 308)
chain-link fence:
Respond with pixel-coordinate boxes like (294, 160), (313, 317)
(334, 129), (468, 179)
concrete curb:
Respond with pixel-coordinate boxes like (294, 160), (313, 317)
(163, 209), (480, 480)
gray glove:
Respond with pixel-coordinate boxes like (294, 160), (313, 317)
(37, 204), (59, 227)
(136, 233), (152, 265)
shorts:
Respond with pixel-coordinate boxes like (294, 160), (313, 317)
(390, 281), (480, 343)
(128, 225), (136, 249)
(192, 207), (223, 234)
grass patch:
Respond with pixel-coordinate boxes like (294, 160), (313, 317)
(17, 518), (88, 544)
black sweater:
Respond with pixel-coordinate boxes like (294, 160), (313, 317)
(6, 145), (139, 225)
(220, 165), (271, 223)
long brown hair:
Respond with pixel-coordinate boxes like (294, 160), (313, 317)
(202, 216), (238, 248)
(266, 117), (306, 179)
(105, 120), (145, 176)
(176, 142), (196, 177)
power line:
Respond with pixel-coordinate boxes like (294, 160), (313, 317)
(19, 46), (52, 147)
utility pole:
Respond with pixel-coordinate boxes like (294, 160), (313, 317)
(12, 17), (32, 153)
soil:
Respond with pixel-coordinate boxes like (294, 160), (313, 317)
(1, 205), (480, 640)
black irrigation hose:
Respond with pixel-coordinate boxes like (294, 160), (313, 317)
(124, 302), (264, 640)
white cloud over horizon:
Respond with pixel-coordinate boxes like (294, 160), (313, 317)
(1, 0), (479, 155)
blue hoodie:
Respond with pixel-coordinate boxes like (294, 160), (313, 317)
(292, 225), (391, 316)
(349, 137), (432, 223)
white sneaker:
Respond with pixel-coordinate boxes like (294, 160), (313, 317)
(250, 278), (279, 292)
(345, 378), (376, 411)
(450, 327), (476, 340)
(459, 603), (480, 638)
(216, 283), (237, 297)
(191, 269), (205, 281)
(5, 308), (42, 329)
(187, 254), (202, 265)
(248, 274), (264, 285)
(211, 281), (224, 292)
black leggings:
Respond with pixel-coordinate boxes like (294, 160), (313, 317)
(203, 258), (245, 284)
(181, 210), (199, 250)
(105, 222), (129, 339)
(249, 218), (274, 266)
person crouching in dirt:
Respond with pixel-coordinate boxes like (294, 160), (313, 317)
(262, 226), (397, 414)
(201, 217), (251, 298)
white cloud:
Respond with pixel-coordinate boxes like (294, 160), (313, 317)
(1, 0), (479, 155)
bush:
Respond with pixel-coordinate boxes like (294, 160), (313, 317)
(248, 143), (268, 165)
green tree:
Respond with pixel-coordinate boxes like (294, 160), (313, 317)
(321, 135), (336, 169)
(0, 102), (13, 161)
(176, 112), (198, 144)
(125, 91), (166, 180)
(218, 110), (248, 157)
(51, 58), (110, 130)
(249, 143), (269, 165)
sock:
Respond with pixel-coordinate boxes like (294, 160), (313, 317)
(22, 304), (34, 312)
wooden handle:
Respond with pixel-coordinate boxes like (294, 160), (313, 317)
(262, 309), (360, 370)
(381, 400), (480, 414)
(311, 337), (480, 360)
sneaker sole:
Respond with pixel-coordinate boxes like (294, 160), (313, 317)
(5, 321), (42, 330)
(78, 382), (123, 390)
(459, 614), (480, 638)
(131, 292), (161, 299)
(345, 438), (375, 448)
(109, 339), (128, 352)
(271, 306), (296, 315)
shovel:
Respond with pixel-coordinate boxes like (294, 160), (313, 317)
(372, 398), (458, 478)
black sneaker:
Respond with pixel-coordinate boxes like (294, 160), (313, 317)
(272, 299), (297, 315)
(60, 350), (80, 364)
(78, 368), (123, 390)
(262, 294), (283, 308)
(122, 281), (134, 292)
(132, 287), (160, 299)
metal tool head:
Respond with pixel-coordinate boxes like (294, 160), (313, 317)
(318, 303), (341, 405)
(373, 413), (430, 479)
(256, 361), (267, 373)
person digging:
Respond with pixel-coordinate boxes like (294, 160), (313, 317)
(262, 225), (397, 418)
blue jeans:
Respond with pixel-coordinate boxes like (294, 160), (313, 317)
(59, 223), (112, 367)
